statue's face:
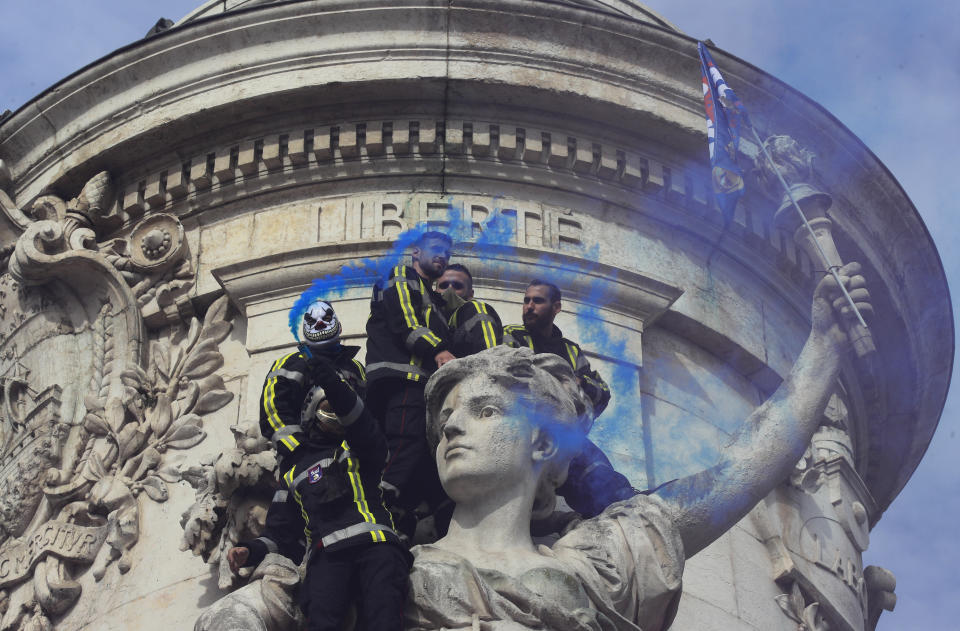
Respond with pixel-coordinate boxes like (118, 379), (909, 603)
(435, 375), (535, 500)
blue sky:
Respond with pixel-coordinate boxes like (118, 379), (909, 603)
(2, 1), (956, 628)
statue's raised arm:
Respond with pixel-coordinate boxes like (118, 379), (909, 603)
(406, 263), (870, 631)
(654, 262), (872, 557)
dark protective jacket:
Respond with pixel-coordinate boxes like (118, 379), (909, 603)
(365, 265), (451, 384)
(259, 345), (365, 467)
(502, 324), (611, 417)
(446, 298), (503, 357)
(247, 348), (399, 565)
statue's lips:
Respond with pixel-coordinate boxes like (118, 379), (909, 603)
(444, 443), (472, 458)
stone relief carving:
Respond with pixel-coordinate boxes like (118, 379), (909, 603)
(194, 553), (303, 631)
(0, 171), (235, 629)
(775, 580), (831, 631)
(753, 135), (818, 201)
(178, 421), (277, 589)
(101, 212), (196, 329)
(788, 392), (851, 494)
(750, 386), (896, 631)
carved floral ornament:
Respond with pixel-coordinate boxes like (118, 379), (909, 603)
(776, 580), (831, 631)
(0, 171), (236, 629)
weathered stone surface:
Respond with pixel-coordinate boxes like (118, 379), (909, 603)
(0, 0), (946, 629)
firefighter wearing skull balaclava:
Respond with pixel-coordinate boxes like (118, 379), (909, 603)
(231, 297), (410, 631)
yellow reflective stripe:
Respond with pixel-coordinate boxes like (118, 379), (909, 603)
(419, 306), (442, 347)
(352, 359), (366, 381)
(342, 440), (380, 542)
(292, 488), (312, 547)
(583, 373), (610, 392)
(263, 352), (298, 433)
(507, 326), (534, 350)
(380, 480), (397, 531)
(564, 343), (579, 370)
(477, 302), (496, 349)
(395, 266), (419, 330)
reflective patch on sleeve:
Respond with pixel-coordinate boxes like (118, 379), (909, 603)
(338, 397), (365, 426)
(267, 367), (306, 385)
(406, 326), (440, 350)
(263, 352), (300, 432)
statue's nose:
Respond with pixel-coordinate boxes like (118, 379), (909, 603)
(442, 411), (466, 440)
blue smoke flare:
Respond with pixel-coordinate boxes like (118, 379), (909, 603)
(288, 202), (520, 341)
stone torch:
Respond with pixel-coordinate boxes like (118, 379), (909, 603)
(755, 135), (876, 358)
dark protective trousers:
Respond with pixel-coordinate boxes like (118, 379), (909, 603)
(369, 380), (448, 538)
(301, 542), (410, 631)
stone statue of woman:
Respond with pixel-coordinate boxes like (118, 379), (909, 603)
(405, 263), (871, 631)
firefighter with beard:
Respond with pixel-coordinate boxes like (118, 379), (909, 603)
(365, 231), (455, 540)
(229, 298), (410, 631)
(504, 280), (638, 518)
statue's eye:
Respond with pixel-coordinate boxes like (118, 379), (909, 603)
(480, 406), (498, 418)
(304, 314), (316, 325)
(322, 311), (334, 322)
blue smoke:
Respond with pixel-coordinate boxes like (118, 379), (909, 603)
(288, 202), (520, 340)
(285, 201), (650, 494)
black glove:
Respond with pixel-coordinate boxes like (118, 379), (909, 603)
(303, 353), (340, 387)
(300, 348), (360, 420)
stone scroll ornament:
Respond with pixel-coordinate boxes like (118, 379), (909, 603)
(0, 172), (235, 629)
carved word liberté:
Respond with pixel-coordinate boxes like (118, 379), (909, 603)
(0, 521), (107, 588)
(343, 196), (584, 251)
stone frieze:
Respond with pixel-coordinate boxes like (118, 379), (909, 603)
(0, 171), (236, 629)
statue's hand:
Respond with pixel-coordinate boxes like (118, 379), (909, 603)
(811, 262), (873, 348)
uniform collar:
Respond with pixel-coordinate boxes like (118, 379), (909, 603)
(527, 324), (564, 340)
(308, 344), (360, 362)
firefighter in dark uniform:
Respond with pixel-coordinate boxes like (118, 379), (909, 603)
(365, 231), (455, 539)
(504, 279), (636, 518)
(437, 263), (503, 356)
(229, 299), (410, 631)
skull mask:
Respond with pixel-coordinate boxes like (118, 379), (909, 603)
(301, 300), (342, 349)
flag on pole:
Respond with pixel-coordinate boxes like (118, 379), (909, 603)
(698, 41), (749, 223)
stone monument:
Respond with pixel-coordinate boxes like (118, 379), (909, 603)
(0, 0), (950, 629)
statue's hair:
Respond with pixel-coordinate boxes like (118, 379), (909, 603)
(424, 345), (594, 517)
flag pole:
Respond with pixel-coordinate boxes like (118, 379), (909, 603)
(749, 126), (875, 354)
